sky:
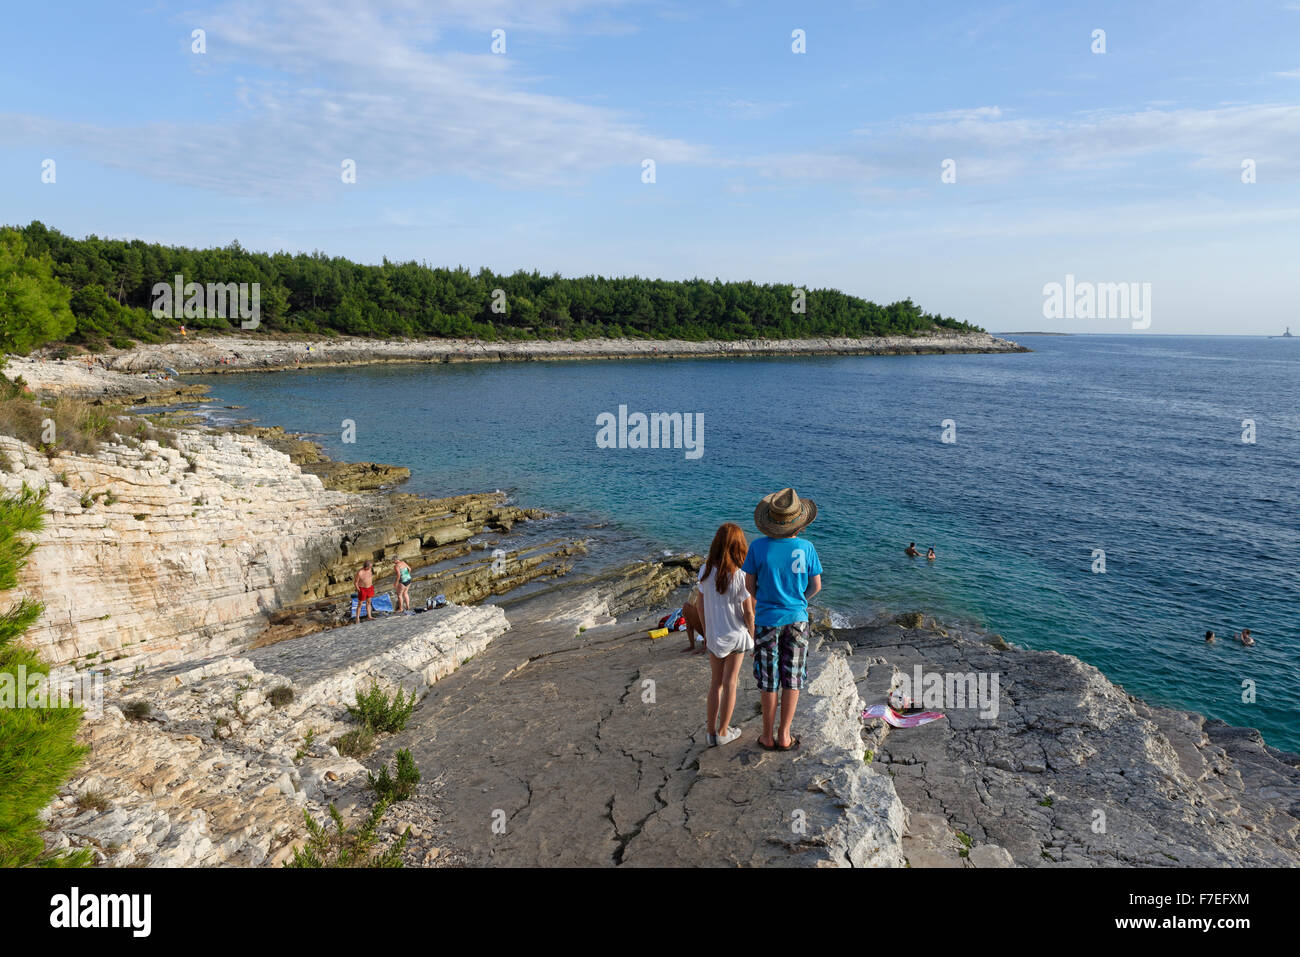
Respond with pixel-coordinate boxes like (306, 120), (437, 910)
(2, 0), (1299, 335)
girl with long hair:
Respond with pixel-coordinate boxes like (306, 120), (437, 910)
(697, 522), (756, 747)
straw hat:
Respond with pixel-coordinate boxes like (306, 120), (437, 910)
(754, 487), (817, 537)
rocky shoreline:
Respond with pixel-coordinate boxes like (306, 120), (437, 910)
(842, 616), (1300, 866)
(5, 352), (1298, 868)
(20, 330), (1029, 379)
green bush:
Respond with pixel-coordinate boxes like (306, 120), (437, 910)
(0, 485), (87, 867)
(367, 748), (420, 803)
(346, 681), (416, 734)
(333, 726), (375, 758)
(285, 800), (408, 868)
(0, 228), (76, 355)
(122, 700), (150, 722)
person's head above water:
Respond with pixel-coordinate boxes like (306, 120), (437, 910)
(1205, 630), (1215, 641)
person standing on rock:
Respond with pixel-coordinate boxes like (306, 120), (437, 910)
(394, 558), (414, 615)
(354, 561), (376, 624)
(743, 488), (822, 752)
(696, 523), (756, 747)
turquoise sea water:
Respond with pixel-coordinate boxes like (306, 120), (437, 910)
(193, 335), (1300, 750)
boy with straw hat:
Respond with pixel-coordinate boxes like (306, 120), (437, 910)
(742, 487), (823, 751)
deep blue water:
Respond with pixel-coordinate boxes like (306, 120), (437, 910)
(193, 336), (1300, 750)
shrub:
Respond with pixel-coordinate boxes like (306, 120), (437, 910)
(268, 685), (294, 708)
(75, 791), (110, 812)
(0, 379), (122, 457)
(284, 800), (408, 868)
(367, 749), (420, 803)
(121, 700), (150, 722)
(0, 485), (87, 867)
(346, 681), (416, 734)
(333, 726), (375, 758)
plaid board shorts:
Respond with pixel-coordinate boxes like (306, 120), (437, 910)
(752, 621), (810, 692)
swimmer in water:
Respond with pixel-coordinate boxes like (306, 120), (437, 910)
(905, 542), (920, 557)
(1205, 630), (1215, 643)
(926, 547), (936, 561)
(1238, 629), (1255, 646)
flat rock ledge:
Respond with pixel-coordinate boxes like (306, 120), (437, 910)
(41, 604), (508, 867)
(623, 649), (905, 867)
(391, 582), (906, 868)
(843, 617), (1300, 868)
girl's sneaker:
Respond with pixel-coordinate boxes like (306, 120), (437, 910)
(716, 726), (742, 746)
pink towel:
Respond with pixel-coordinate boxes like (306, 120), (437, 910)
(862, 704), (946, 728)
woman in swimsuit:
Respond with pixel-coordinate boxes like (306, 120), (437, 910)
(394, 558), (414, 615)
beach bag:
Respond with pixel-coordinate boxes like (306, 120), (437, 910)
(658, 611), (686, 631)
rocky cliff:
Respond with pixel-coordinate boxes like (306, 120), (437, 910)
(0, 419), (559, 670)
(0, 428), (359, 668)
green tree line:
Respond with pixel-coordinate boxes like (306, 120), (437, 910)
(7, 221), (980, 350)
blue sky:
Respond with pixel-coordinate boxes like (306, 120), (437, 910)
(2, 0), (1299, 334)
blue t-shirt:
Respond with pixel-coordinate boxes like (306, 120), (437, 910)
(741, 535), (823, 628)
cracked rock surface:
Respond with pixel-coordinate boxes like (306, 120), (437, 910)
(846, 618), (1300, 867)
(389, 585), (904, 867)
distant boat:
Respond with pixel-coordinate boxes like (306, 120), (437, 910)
(1269, 327), (1295, 339)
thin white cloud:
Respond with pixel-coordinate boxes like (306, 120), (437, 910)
(0, 0), (702, 196)
(744, 103), (1300, 186)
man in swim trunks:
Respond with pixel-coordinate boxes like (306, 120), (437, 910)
(905, 542), (920, 557)
(354, 561), (375, 624)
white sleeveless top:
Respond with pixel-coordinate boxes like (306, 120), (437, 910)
(697, 566), (754, 657)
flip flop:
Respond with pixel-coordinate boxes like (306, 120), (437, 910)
(758, 737), (780, 751)
(777, 736), (801, 752)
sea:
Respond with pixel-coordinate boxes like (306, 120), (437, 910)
(191, 335), (1300, 750)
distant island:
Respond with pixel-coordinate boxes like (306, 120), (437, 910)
(4, 221), (981, 352)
